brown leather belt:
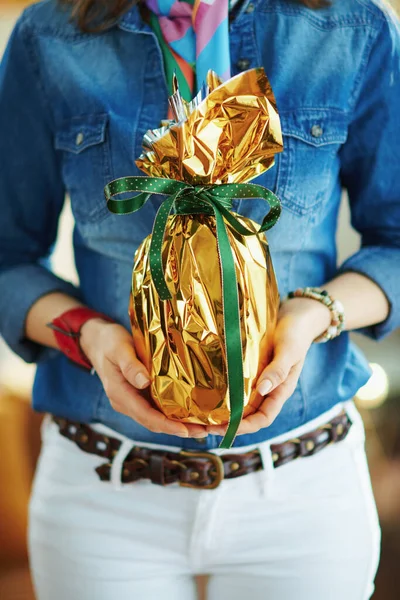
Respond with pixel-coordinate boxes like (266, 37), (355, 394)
(53, 411), (352, 490)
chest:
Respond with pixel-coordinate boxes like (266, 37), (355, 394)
(41, 6), (373, 248)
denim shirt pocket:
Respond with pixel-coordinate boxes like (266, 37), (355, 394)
(278, 109), (348, 216)
(55, 113), (113, 223)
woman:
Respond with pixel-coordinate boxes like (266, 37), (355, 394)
(0, 0), (399, 598)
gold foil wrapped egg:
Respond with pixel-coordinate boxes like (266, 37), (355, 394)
(129, 212), (279, 425)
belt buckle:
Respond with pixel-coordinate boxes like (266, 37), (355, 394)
(178, 450), (225, 489)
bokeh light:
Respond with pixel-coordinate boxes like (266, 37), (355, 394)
(355, 363), (389, 409)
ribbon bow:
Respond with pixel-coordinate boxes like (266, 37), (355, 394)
(105, 176), (281, 448)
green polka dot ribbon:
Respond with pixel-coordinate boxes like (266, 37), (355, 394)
(104, 176), (281, 449)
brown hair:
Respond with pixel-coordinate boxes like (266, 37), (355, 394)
(62, 0), (328, 33)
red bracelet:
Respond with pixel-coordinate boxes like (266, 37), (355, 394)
(47, 307), (114, 370)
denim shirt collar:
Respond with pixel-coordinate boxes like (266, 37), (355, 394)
(118, 4), (151, 34)
(118, 0), (260, 34)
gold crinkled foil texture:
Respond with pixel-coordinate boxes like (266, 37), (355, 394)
(130, 214), (279, 425)
(130, 68), (283, 425)
(136, 68), (283, 185)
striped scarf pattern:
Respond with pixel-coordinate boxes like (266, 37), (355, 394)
(145, 0), (231, 101)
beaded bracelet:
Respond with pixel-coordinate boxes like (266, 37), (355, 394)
(287, 287), (345, 343)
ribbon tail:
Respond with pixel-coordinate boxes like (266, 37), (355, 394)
(210, 196), (259, 237)
(148, 192), (179, 301)
(213, 208), (245, 449)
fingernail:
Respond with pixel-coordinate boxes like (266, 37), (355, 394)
(134, 372), (150, 389)
(177, 431), (189, 438)
(192, 433), (208, 438)
(258, 379), (272, 396)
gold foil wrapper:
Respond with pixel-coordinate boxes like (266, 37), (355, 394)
(130, 213), (279, 425)
(130, 68), (283, 425)
(136, 68), (282, 185)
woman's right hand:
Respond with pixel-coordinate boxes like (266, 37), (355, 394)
(80, 318), (208, 438)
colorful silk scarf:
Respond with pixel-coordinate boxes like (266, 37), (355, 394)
(145, 0), (231, 101)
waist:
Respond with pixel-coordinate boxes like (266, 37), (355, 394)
(33, 336), (370, 449)
(51, 402), (360, 490)
(90, 400), (356, 454)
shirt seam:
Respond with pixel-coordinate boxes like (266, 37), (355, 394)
(256, 6), (382, 30)
(21, 2), (94, 42)
(347, 18), (385, 110)
(355, 0), (389, 22)
(340, 245), (389, 266)
(19, 14), (57, 132)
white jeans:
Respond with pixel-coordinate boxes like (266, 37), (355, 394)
(29, 401), (381, 600)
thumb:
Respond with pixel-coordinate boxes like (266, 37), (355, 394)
(118, 341), (151, 390)
(256, 352), (292, 396)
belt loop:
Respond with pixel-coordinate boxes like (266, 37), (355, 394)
(258, 442), (276, 499)
(110, 439), (135, 491)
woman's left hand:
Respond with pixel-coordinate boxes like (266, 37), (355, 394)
(206, 296), (331, 436)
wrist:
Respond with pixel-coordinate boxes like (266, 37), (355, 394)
(279, 297), (332, 343)
(80, 317), (114, 363)
(48, 307), (114, 370)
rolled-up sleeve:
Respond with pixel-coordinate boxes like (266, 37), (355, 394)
(0, 15), (81, 362)
(338, 11), (400, 340)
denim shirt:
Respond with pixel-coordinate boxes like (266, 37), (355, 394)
(1, 0), (400, 449)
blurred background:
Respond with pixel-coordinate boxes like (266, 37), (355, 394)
(0, 1), (399, 599)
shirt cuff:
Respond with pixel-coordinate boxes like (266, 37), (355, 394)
(0, 264), (81, 363)
(337, 246), (400, 340)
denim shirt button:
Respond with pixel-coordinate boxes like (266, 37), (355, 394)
(245, 2), (255, 13)
(237, 58), (250, 71)
(311, 124), (323, 138)
(75, 132), (84, 146)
